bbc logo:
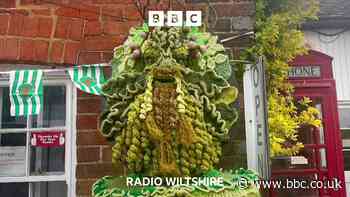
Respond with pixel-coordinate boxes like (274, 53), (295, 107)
(148, 11), (202, 27)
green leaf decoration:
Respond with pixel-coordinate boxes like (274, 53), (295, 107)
(214, 54), (232, 80)
(215, 87), (238, 105)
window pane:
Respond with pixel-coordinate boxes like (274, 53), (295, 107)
(0, 87), (27, 128)
(342, 129), (350, 142)
(0, 182), (28, 197)
(343, 150), (350, 171)
(32, 181), (67, 197)
(0, 133), (26, 177)
(30, 146), (65, 176)
(320, 148), (327, 168)
(339, 108), (350, 128)
(32, 86), (66, 128)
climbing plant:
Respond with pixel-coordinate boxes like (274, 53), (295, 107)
(241, 0), (321, 157)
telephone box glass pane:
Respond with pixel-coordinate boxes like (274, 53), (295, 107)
(339, 108), (350, 129)
(297, 100), (324, 145)
(319, 148), (327, 168)
(0, 133), (26, 177)
(342, 129), (350, 140)
(343, 149), (350, 171)
(315, 102), (325, 144)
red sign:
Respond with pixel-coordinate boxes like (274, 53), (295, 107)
(31, 132), (65, 147)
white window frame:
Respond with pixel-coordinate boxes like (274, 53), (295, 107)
(0, 72), (77, 197)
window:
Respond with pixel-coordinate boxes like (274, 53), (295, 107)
(339, 105), (350, 171)
(0, 73), (75, 197)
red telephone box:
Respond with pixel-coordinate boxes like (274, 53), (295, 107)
(270, 50), (346, 197)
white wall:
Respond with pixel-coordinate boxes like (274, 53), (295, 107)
(304, 29), (350, 102)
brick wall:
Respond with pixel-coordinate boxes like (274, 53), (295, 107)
(0, 0), (254, 196)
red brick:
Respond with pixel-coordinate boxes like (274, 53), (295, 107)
(20, 0), (35, 4)
(32, 9), (52, 16)
(55, 17), (83, 41)
(101, 6), (123, 21)
(4, 9), (30, 16)
(82, 35), (125, 51)
(20, 39), (49, 62)
(22, 17), (39, 37)
(77, 114), (99, 130)
(103, 21), (131, 35)
(55, 7), (80, 18)
(102, 146), (112, 162)
(77, 89), (100, 98)
(213, 2), (255, 17)
(77, 147), (100, 162)
(38, 17), (53, 38)
(102, 52), (113, 63)
(20, 39), (35, 60)
(78, 52), (102, 64)
(77, 97), (102, 114)
(76, 180), (97, 196)
(34, 40), (49, 62)
(8, 14), (24, 36)
(77, 131), (108, 146)
(55, 17), (70, 39)
(64, 42), (80, 64)
(0, 0), (16, 8)
(93, 0), (133, 4)
(0, 38), (19, 60)
(85, 21), (102, 36)
(76, 163), (123, 179)
(124, 5), (142, 21)
(50, 41), (64, 63)
(55, 6), (99, 20)
(0, 15), (9, 35)
(69, 19), (83, 41)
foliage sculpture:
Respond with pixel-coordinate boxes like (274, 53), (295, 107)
(94, 24), (261, 197)
(100, 24), (239, 177)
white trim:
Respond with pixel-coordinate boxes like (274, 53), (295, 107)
(0, 175), (66, 183)
(69, 85), (77, 197)
(0, 127), (66, 133)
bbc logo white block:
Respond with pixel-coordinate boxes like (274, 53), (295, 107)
(167, 11), (183, 26)
(148, 11), (202, 27)
(148, 11), (165, 27)
(186, 11), (202, 27)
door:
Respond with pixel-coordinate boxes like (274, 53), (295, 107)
(271, 82), (346, 197)
(292, 83), (345, 197)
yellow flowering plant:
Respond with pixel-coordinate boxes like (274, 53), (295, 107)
(241, 0), (321, 157)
